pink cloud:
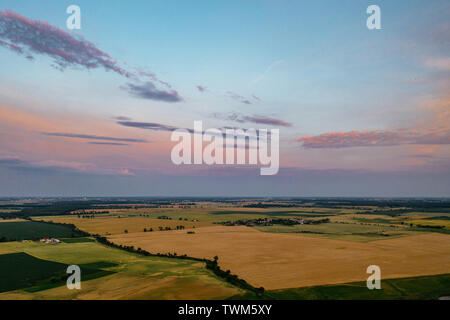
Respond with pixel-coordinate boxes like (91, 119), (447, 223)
(0, 9), (182, 102)
(425, 57), (450, 71)
(296, 129), (450, 148)
(196, 85), (207, 92)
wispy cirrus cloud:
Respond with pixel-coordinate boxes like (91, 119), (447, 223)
(0, 9), (182, 103)
(134, 67), (173, 89)
(252, 94), (261, 101)
(0, 38), (23, 54)
(0, 9), (132, 76)
(117, 121), (181, 132)
(41, 132), (147, 143)
(122, 82), (183, 103)
(196, 85), (207, 92)
(226, 91), (252, 105)
(87, 142), (129, 146)
(296, 129), (450, 149)
(0, 157), (134, 176)
(117, 120), (268, 142)
(212, 112), (292, 127)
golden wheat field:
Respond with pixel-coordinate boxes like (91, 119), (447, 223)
(108, 226), (450, 290)
(34, 216), (213, 235)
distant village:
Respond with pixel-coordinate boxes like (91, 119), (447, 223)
(220, 217), (330, 227)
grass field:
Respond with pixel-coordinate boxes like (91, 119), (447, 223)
(255, 222), (421, 241)
(0, 221), (84, 241)
(108, 226), (450, 290)
(0, 252), (68, 292)
(57, 206), (341, 223)
(231, 273), (450, 300)
(0, 252), (111, 293)
(409, 219), (450, 230)
(0, 239), (241, 299)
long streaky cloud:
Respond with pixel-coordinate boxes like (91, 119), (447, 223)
(226, 91), (252, 105)
(0, 9), (182, 102)
(41, 132), (147, 143)
(212, 112), (292, 127)
(87, 142), (129, 146)
(296, 129), (450, 149)
(117, 121), (180, 132)
(123, 82), (183, 103)
(135, 68), (173, 89)
(117, 121), (269, 143)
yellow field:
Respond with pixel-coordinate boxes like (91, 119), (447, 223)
(33, 216), (213, 235)
(410, 219), (450, 230)
(0, 219), (26, 223)
(0, 273), (238, 300)
(109, 226), (450, 290)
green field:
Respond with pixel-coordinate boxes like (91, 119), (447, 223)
(0, 251), (115, 294)
(231, 273), (450, 300)
(61, 207), (342, 223)
(255, 222), (421, 241)
(0, 221), (84, 241)
(0, 239), (241, 299)
(0, 252), (69, 293)
(2, 201), (450, 300)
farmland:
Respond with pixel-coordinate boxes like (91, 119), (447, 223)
(0, 252), (110, 293)
(0, 220), (84, 241)
(1, 198), (450, 299)
(109, 226), (450, 289)
(232, 273), (450, 300)
(255, 222), (421, 241)
(0, 252), (69, 292)
(0, 240), (241, 299)
(33, 216), (213, 236)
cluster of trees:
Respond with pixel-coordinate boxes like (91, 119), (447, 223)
(155, 225), (187, 231)
(222, 217), (330, 227)
(206, 256), (265, 296)
(414, 224), (445, 230)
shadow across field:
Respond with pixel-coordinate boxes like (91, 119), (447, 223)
(0, 252), (113, 293)
(230, 273), (450, 300)
(0, 221), (85, 241)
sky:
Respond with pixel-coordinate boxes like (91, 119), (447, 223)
(0, 0), (449, 197)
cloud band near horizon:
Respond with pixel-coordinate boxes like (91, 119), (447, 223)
(296, 129), (450, 148)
